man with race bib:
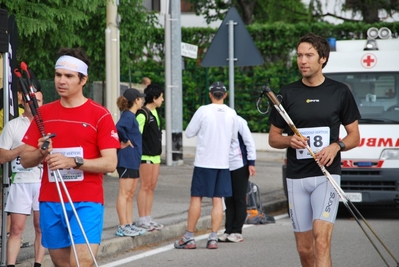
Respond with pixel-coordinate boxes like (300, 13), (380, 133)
(268, 33), (361, 267)
(20, 48), (120, 267)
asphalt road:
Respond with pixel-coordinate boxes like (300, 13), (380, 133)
(1, 148), (287, 266)
(97, 208), (399, 267)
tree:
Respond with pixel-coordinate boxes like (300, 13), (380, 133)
(343, 0), (399, 23)
(185, 0), (399, 25)
(309, 0), (399, 24)
(254, 0), (311, 24)
(0, 0), (159, 82)
(0, 0), (103, 79)
(184, 0), (313, 25)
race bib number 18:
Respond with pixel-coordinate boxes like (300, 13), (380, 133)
(296, 126), (330, 160)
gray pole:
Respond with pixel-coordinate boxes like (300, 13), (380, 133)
(164, 1), (173, 166)
(228, 20), (237, 109)
(1, 52), (10, 266)
(170, 0), (183, 165)
(105, 0), (120, 122)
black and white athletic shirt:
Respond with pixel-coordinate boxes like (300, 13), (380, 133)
(269, 77), (361, 179)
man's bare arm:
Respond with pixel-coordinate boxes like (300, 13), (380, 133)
(339, 120), (360, 151)
(0, 145), (25, 164)
(268, 124), (308, 150)
(77, 148), (117, 173)
(45, 148), (117, 173)
(20, 144), (47, 168)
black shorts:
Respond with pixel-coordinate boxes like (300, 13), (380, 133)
(117, 167), (140, 179)
(141, 160), (154, 164)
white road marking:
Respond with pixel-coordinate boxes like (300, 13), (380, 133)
(99, 233), (210, 267)
(99, 214), (287, 267)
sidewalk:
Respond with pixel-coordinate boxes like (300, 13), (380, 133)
(13, 148), (287, 266)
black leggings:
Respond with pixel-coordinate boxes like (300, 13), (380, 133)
(224, 166), (249, 234)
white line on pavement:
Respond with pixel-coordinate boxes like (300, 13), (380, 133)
(99, 233), (210, 267)
(99, 214), (288, 267)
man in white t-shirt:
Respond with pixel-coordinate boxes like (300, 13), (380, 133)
(174, 81), (238, 250)
(0, 91), (46, 267)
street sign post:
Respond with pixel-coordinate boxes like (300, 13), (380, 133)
(201, 7), (263, 109)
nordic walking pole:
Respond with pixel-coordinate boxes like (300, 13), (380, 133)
(261, 83), (399, 267)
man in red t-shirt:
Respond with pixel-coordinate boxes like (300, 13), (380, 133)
(21, 47), (120, 267)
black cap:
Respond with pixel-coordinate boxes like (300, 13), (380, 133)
(123, 88), (146, 102)
(209, 81), (226, 94)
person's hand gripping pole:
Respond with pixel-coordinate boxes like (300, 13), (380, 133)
(262, 83), (398, 267)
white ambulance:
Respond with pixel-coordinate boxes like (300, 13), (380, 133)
(322, 27), (399, 206)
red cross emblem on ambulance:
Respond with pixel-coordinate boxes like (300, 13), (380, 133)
(361, 53), (377, 69)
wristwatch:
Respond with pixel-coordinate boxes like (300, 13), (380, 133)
(336, 141), (346, 151)
(74, 156), (84, 169)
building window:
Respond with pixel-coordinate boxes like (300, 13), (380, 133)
(152, 0), (160, 12)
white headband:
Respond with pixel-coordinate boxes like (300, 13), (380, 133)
(55, 55), (88, 76)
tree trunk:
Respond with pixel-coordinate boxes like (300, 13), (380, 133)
(361, 4), (379, 23)
(237, 0), (257, 25)
(345, 0), (380, 23)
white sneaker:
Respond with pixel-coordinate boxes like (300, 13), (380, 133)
(137, 222), (156, 231)
(227, 233), (243, 243)
(218, 233), (230, 242)
(149, 220), (163, 230)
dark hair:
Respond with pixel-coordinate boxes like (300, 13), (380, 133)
(297, 33), (330, 68)
(212, 91), (225, 100)
(144, 84), (164, 104)
(57, 47), (90, 81)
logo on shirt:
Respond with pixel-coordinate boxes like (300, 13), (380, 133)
(306, 99), (320, 103)
(111, 130), (119, 141)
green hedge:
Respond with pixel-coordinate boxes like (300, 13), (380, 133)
(47, 22), (399, 133)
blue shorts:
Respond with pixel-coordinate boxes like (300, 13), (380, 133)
(40, 202), (104, 249)
(191, 167), (232, 198)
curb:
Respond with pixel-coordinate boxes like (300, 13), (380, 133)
(16, 197), (287, 267)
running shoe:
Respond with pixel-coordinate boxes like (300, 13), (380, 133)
(115, 225), (140, 237)
(227, 233), (243, 243)
(149, 220), (164, 230)
(136, 222), (156, 231)
(218, 233), (230, 242)
(130, 223), (147, 235)
(174, 235), (196, 249)
(206, 237), (218, 249)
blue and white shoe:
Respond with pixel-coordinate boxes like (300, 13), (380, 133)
(115, 225), (140, 237)
(130, 223), (147, 235)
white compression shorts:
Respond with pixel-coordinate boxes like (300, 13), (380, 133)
(5, 183), (41, 214)
(287, 175), (341, 232)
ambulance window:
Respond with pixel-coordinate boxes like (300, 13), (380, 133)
(325, 73), (396, 100)
(374, 76), (395, 99)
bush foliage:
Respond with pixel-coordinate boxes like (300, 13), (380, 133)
(39, 22), (399, 132)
